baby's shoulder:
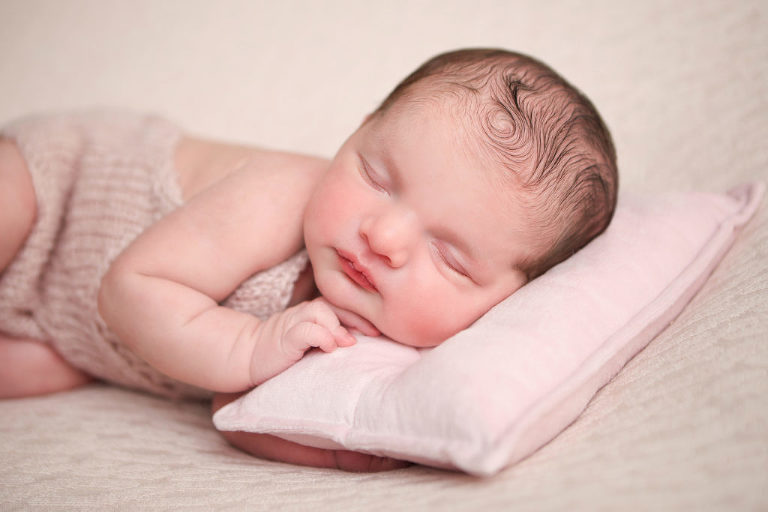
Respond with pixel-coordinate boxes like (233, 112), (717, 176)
(174, 136), (329, 202)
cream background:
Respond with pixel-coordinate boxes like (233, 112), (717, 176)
(1, 0), (766, 510)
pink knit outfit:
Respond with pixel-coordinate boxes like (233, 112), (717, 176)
(0, 111), (308, 399)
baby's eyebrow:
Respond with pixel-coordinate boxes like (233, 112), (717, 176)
(376, 150), (403, 192)
(366, 126), (405, 191)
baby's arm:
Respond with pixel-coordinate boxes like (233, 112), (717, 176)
(98, 162), (352, 392)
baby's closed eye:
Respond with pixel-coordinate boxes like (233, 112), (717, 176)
(430, 240), (472, 281)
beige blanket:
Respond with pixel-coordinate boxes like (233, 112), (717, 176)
(1, 0), (766, 509)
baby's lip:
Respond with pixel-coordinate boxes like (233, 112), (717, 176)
(337, 249), (378, 293)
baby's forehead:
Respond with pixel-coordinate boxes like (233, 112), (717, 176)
(389, 87), (531, 158)
(375, 91), (536, 202)
(383, 93), (500, 161)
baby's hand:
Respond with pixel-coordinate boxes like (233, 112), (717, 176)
(250, 298), (356, 385)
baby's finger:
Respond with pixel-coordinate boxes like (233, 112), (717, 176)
(285, 322), (338, 353)
(332, 325), (357, 347)
(299, 299), (343, 332)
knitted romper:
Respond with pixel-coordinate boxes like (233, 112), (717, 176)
(0, 111), (308, 399)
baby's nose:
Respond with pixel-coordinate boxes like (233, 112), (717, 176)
(360, 208), (419, 267)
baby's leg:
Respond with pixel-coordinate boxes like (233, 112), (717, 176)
(212, 393), (410, 472)
(0, 138), (91, 398)
(0, 335), (92, 398)
(0, 137), (37, 271)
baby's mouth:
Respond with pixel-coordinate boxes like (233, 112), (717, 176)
(337, 250), (378, 293)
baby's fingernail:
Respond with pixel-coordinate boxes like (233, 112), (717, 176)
(334, 326), (356, 345)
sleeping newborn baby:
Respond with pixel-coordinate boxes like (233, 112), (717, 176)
(0, 48), (617, 468)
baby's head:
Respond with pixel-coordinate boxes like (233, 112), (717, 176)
(372, 48), (618, 281)
(304, 48), (618, 347)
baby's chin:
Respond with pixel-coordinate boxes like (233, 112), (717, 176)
(314, 274), (452, 346)
(312, 267), (381, 337)
(326, 301), (445, 346)
(329, 305), (381, 338)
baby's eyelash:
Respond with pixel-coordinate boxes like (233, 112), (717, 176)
(358, 157), (387, 193)
(433, 241), (470, 279)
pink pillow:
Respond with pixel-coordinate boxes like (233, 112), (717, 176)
(214, 183), (764, 476)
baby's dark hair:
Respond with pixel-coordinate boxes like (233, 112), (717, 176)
(373, 48), (618, 281)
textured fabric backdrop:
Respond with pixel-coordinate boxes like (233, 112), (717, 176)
(1, 0), (766, 510)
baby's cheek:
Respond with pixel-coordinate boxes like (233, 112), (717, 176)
(393, 302), (465, 348)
